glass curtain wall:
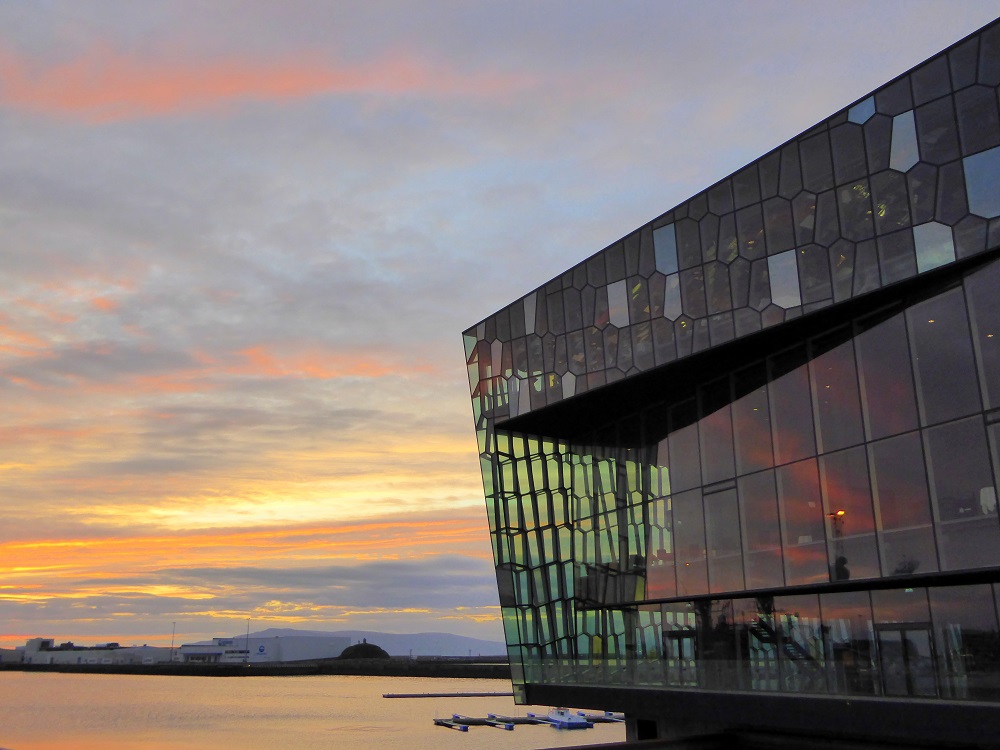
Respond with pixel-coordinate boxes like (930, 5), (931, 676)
(470, 257), (1000, 702)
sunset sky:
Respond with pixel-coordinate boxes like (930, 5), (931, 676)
(2, 1), (999, 649)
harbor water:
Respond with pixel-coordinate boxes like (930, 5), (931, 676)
(0, 672), (625, 749)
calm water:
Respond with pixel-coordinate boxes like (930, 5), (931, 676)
(0, 673), (624, 750)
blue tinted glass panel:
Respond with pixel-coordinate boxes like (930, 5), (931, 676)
(964, 146), (1000, 218)
(767, 250), (802, 308)
(848, 96), (876, 125)
(653, 224), (679, 275)
(913, 222), (956, 273)
(890, 111), (920, 171)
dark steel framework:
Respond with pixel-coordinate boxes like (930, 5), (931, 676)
(464, 18), (1000, 747)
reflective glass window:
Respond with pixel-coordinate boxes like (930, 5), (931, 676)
(767, 250), (802, 308)
(912, 221), (956, 273)
(810, 335), (864, 454)
(664, 273), (682, 320)
(820, 590), (877, 695)
(646, 495), (676, 600)
(925, 416), (1000, 571)
(673, 489), (708, 596)
(856, 312), (918, 440)
(776, 459), (829, 585)
(734, 596), (780, 691)
(775, 593), (826, 693)
(661, 601), (698, 687)
(739, 470), (784, 589)
(768, 347), (816, 465)
(705, 488), (744, 593)
(820, 447), (880, 580)
(607, 280), (629, 328)
(696, 599), (738, 691)
(653, 224), (679, 275)
(929, 585), (1000, 701)
(965, 258), (1000, 410)
(732, 364), (774, 475)
(869, 431), (938, 576)
(848, 96), (876, 125)
(700, 379), (735, 485)
(889, 110), (919, 171)
(872, 588), (936, 697)
(668, 403), (701, 493)
(907, 286), (981, 426)
(964, 146), (1000, 218)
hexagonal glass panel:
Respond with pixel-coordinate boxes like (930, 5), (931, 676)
(608, 279), (630, 328)
(523, 292), (536, 335)
(912, 221), (956, 273)
(767, 249), (802, 309)
(964, 145), (1000, 218)
(653, 223), (679, 275)
(664, 273), (683, 320)
(848, 96), (876, 124)
(889, 110), (919, 172)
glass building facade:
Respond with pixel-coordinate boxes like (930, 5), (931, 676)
(465, 19), (1000, 747)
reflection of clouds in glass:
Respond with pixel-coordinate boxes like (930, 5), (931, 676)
(767, 250), (801, 309)
(889, 110), (919, 172)
(913, 221), (955, 273)
(847, 96), (876, 125)
(964, 146), (1000, 218)
(653, 224), (678, 276)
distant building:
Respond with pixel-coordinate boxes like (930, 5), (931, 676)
(178, 635), (350, 664)
(21, 638), (170, 665)
(465, 17), (1000, 749)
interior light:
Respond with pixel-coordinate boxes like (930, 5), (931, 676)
(928, 319), (935, 323)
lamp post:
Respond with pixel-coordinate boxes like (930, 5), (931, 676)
(245, 618), (251, 666)
(827, 510), (847, 580)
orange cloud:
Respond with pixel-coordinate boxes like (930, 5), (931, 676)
(235, 344), (435, 380)
(89, 296), (118, 312)
(0, 44), (531, 122)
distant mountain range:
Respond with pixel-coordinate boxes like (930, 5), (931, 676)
(217, 627), (507, 657)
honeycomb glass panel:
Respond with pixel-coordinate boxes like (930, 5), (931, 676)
(964, 145), (1000, 218)
(653, 224), (679, 275)
(889, 111), (920, 172)
(767, 250), (802, 309)
(607, 279), (630, 328)
(848, 96), (876, 125)
(913, 221), (956, 272)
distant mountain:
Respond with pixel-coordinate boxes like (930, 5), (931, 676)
(220, 627), (507, 657)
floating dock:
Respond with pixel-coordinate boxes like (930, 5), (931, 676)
(433, 710), (624, 732)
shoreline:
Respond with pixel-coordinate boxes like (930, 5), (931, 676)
(0, 656), (511, 679)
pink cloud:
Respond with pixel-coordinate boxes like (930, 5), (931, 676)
(0, 44), (531, 122)
(234, 344), (436, 380)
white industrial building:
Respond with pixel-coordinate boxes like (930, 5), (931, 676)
(178, 635), (350, 664)
(20, 638), (171, 665)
